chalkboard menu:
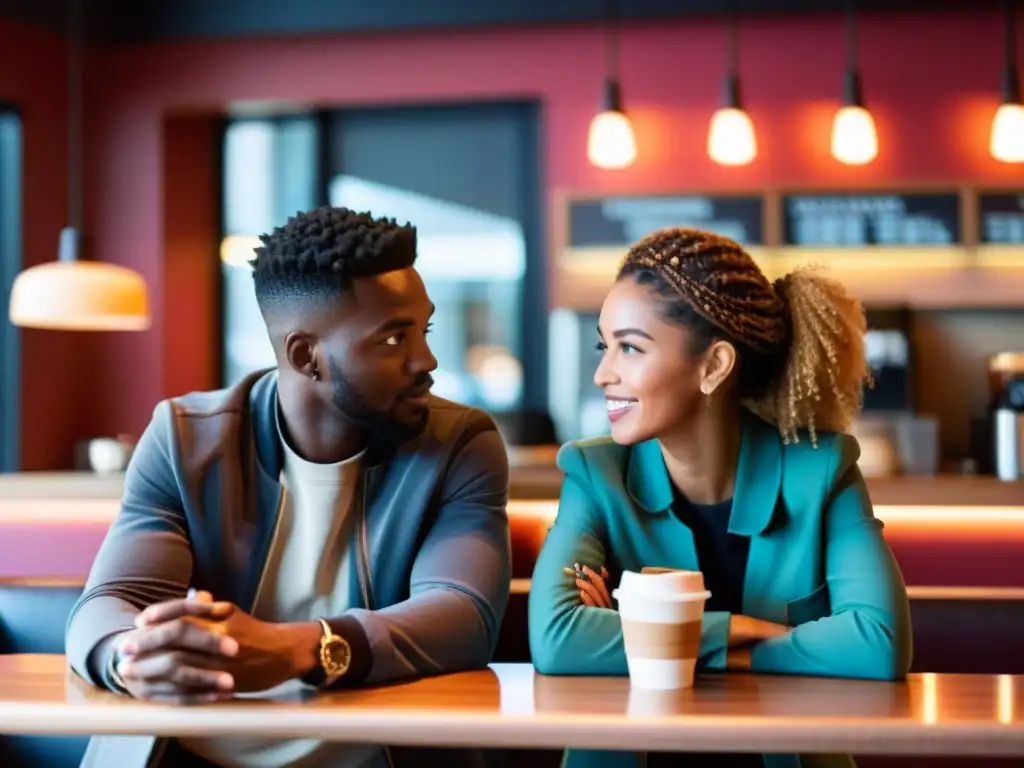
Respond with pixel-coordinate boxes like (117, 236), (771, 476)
(782, 193), (961, 247)
(979, 192), (1024, 244)
(569, 195), (765, 247)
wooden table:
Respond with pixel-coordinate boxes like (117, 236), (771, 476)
(0, 656), (1021, 756)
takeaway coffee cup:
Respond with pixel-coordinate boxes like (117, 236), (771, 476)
(612, 568), (711, 690)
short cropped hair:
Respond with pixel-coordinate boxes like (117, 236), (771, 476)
(251, 206), (417, 312)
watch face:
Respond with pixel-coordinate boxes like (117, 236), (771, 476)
(323, 637), (351, 675)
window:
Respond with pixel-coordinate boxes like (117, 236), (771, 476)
(220, 116), (318, 386)
(327, 105), (541, 412)
(0, 108), (22, 472)
(219, 104), (545, 416)
(326, 175), (525, 410)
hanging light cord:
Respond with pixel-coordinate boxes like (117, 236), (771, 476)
(841, 1), (865, 107)
(1004, 0), (1020, 101)
(845, 0), (858, 75)
(603, 0), (620, 81)
(726, 12), (738, 77)
(67, 0), (84, 232)
(1006, 0), (1016, 72)
(722, 9), (742, 109)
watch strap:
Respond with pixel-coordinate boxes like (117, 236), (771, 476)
(316, 618), (332, 640)
(300, 614), (372, 688)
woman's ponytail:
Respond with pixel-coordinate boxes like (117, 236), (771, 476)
(746, 268), (871, 445)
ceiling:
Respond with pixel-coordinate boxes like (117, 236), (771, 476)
(0, 0), (1006, 44)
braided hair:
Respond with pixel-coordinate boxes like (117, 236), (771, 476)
(619, 227), (870, 446)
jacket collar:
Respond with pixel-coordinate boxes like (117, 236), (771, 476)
(625, 409), (782, 537)
(249, 369), (284, 482)
(248, 368), (397, 484)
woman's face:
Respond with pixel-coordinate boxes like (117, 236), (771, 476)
(594, 277), (706, 445)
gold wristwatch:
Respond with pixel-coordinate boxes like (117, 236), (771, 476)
(304, 618), (352, 686)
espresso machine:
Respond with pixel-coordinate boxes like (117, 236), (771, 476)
(990, 352), (1024, 482)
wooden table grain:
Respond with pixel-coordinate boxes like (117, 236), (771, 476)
(0, 655), (1021, 756)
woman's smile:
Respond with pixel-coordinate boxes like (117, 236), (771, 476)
(605, 397), (638, 423)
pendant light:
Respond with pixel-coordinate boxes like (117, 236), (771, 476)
(708, 12), (757, 166)
(220, 235), (261, 269)
(831, 2), (878, 166)
(587, 0), (637, 170)
(991, 0), (1024, 163)
(8, 0), (150, 331)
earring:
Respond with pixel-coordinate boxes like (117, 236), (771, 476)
(310, 364), (319, 382)
(701, 383), (713, 411)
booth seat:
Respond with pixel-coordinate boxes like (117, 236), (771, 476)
(0, 578), (88, 768)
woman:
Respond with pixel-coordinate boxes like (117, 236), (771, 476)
(528, 228), (912, 768)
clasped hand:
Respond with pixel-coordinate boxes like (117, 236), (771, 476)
(568, 563), (613, 608)
(114, 591), (304, 704)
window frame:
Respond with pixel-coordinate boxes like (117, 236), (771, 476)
(0, 105), (22, 472)
(217, 112), (321, 386)
(218, 102), (546, 414)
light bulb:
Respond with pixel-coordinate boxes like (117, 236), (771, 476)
(587, 110), (637, 170)
(220, 235), (261, 268)
(990, 102), (1024, 163)
(831, 105), (878, 165)
(708, 107), (757, 166)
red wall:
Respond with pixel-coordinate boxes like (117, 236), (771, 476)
(0, 20), (83, 469)
(3, 9), (1023, 467)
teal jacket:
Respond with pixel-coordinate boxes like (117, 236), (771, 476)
(528, 411), (913, 768)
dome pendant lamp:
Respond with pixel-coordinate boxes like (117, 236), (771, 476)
(587, 0), (637, 170)
(8, 0), (149, 331)
(991, 0), (1024, 163)
(831, 2), (878, 166)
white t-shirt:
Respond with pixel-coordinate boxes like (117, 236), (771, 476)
(179, 415), (386, 768)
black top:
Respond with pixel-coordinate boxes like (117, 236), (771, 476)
(655, 490), (762, 768)
(671, 491), (749, 615)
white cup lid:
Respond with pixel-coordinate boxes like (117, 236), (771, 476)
(613, 569), (710, 601)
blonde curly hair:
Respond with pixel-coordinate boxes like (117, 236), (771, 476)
(619, 227), (870, 446)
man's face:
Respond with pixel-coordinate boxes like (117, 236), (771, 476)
(319, 267), (438, 442)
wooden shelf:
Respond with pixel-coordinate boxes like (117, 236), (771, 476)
(555, 251), (1024, 311)
(864, 475), (1024, 508)
(552, 187), (1024, 311)
(0, 472), (126, 499)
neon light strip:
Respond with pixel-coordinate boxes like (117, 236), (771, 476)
(507, 581), (1024, 600)
(506, 501), (1024, 525)
(1, 498), (1022, 526)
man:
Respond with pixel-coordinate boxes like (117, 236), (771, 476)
(66, 207), (512, 768)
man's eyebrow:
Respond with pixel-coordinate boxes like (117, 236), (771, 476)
(375, 317), (416, 334)
(374, 305), (435, 334)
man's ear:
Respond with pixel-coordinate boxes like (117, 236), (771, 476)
(284, 332), (319, 379)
